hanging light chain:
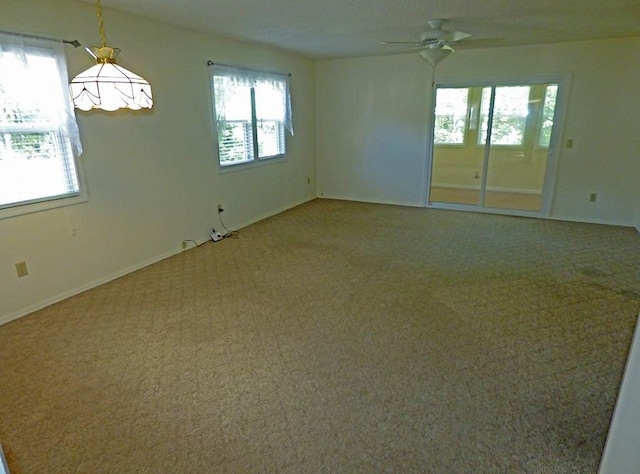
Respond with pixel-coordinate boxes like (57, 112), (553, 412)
(96, 0), (107, 47)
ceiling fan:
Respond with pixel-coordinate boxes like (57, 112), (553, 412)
(380, 19), (472, 65)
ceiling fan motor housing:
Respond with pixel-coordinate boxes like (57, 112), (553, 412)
(420, 30), (446, 44)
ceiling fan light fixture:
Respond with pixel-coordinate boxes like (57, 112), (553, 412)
(70, 0), (152, 111)
(419, 47), (452, 66)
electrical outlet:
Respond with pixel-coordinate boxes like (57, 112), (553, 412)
(590, 193), (597, 202)
(217, 204), (224, 213)
(15, 261), (28, 278)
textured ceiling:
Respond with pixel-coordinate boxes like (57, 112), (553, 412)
(85, 0), (640, 58)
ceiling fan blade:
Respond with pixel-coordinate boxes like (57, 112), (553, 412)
(441, 44), (455, 52)
(452, 37), (506, 49)
(379, 40), (424, 46)
(441, 31), (472, 43)
(380, 45), (430, 56)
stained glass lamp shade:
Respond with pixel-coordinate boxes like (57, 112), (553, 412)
(70, 46), (152, 111)
(69, 0), (152, 111)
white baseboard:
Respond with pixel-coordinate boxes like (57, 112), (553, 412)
(320, 194), (636, 228)
(231, 196), (317, 230)
(0, 246), (187, 327)
(549, 214), (635, 228)
(0, 197), (316, 327)
(317, 194), (422, 208)
(2, 196), (633, 327)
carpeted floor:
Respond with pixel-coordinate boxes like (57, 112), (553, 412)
(1, 199), (639, 473)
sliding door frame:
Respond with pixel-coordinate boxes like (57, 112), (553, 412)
(423, 72), (572, 219)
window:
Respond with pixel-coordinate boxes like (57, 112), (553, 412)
(433, 88), (468, 145)
(479, 86), (530, 146)
(210, 64), (292, 168)
(0, 32), (84, 218)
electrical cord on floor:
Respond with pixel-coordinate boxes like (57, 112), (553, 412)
(219, 212), (240, 239)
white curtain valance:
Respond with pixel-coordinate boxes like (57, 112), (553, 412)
(209, 62), (293, 135)
(0, 31), (83, 157)
(0, 31), (82, 156)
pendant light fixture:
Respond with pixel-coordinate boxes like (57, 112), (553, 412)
(70, 0), (152, 111)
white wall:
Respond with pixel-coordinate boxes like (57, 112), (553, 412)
(0, 0), (316, 323)
(316, 38), (640, 225)
(315, 55), (432, 206)
(599, 314), (640, 473)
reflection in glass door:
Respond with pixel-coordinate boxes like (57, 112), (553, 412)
(428, 82), (559, 214)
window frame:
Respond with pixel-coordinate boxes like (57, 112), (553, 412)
(0, 32), (87, 220)
(209, 64), (292, 171)
(433, 87), (469, 147)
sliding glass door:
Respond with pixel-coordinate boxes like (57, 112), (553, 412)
(428, 80), (561, 215)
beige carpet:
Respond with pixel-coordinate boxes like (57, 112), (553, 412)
(1, 199), (639, 473)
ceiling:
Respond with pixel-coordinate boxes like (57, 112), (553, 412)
(86, 0), (640, 59)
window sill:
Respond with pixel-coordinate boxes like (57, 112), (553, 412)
(218, 154), (286, 174)
(0, 193), (88, 220)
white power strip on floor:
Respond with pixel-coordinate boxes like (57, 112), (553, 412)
(210, 229), (223, 242)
